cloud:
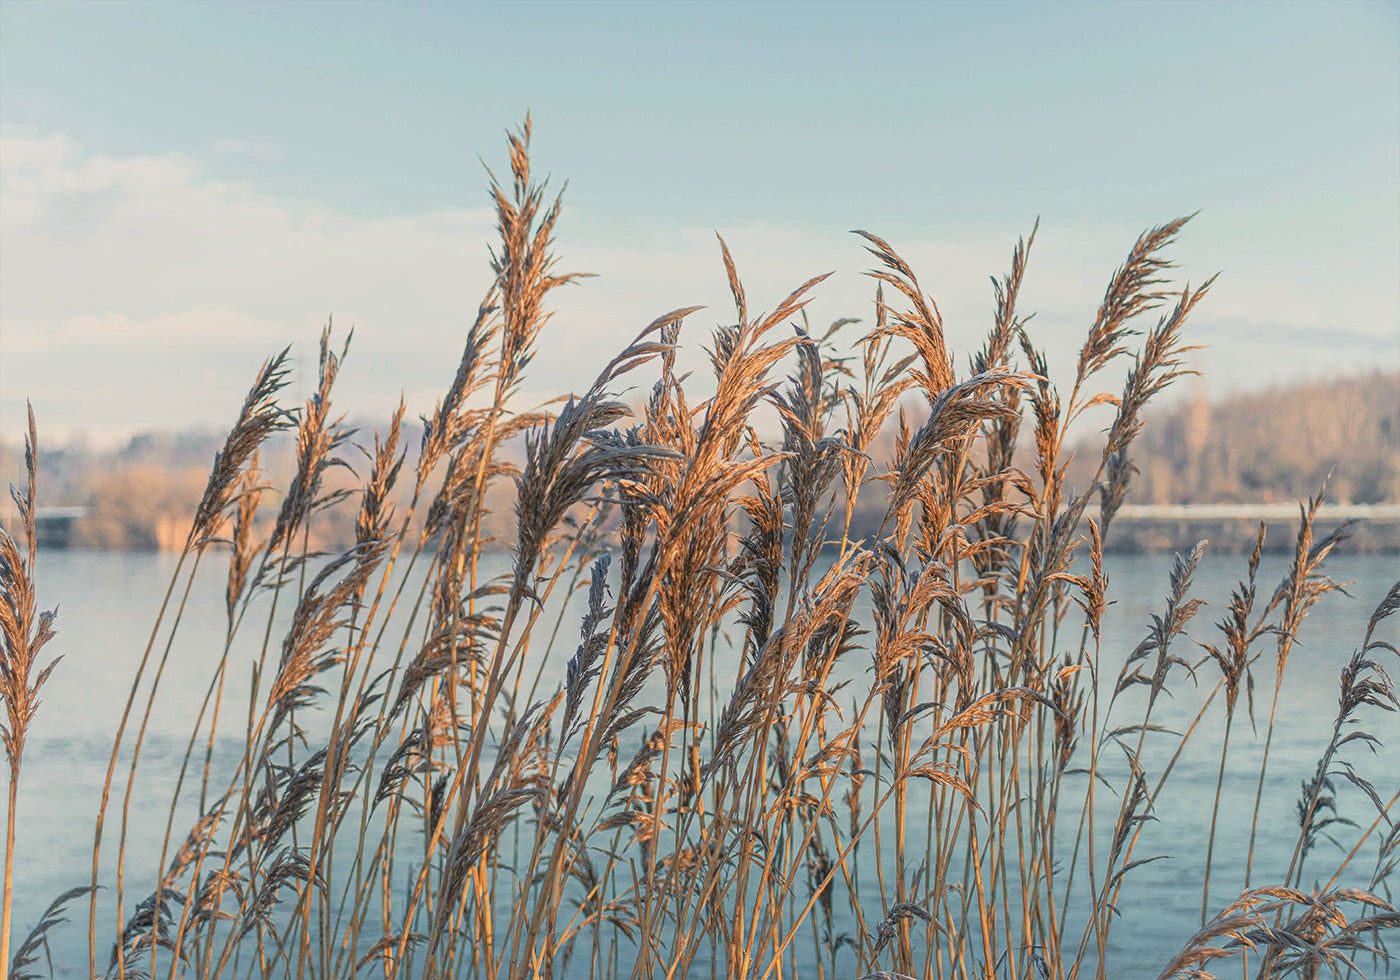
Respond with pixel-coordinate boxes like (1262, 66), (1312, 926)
(2, 134), (1395, 447)
(0, 134), (497, 324)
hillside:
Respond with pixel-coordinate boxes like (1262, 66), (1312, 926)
(1085, 370), (1400, 506)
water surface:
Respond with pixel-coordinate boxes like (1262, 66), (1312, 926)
(8, 549), (1396, 977)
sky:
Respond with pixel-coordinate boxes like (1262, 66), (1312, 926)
(1, 0), (1397, 448)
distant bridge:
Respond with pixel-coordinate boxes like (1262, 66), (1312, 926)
(1114, 503), (1400, 523)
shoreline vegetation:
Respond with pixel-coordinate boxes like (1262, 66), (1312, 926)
(2, 376), (1397, 556)
(2, 122), (1397, 979)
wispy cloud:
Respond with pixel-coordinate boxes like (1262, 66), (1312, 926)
(2, 134), (1394, 445)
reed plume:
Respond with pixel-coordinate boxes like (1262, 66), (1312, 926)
(1, 406), (61, 976)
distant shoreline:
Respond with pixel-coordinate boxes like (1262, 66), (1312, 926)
(9, 502), (1399, 556)
(1099, 503), (1400, 554)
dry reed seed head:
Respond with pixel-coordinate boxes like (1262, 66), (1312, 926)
(855, 338), (919, 432)
(1101, 281), (1212, 474)
(4, 403), (41, 565)
(597, 587), (665, 744)
(706, 323), (743, 380)
(418, 301), (500, 489)
(854, 229), (955, 398)
(1293, 771), (1355, 875)
(1267, 486), (1359, 682)
(688, 272), (831, 464)
(773, 341), (853, 575)
(715, 233), (750, 335)
(188, 865), (244, 929)
(651, 550), (732, 684)
(835, 384), (891, 500)
(238, 847), (319, 939)
(562, 552), (613, 740)
(390, 607), (499, 718)
(735, 479), (786, 656)
(1074, 518), (1108, 641)
(0, 548), (59, 776)
(774, 338), (827, 450)
(355, 933), (428, 973)
(502, 317), (686, 574)
(107, 886), (186, 975)
(241, 759), (292, 852)
(486, 124), (590, 400)
(815, 315), (861, 385)
(1078, 215), (1194, 385)
(1334, 653), (1397, 739)
(321, 682), (383, 782)
(610, 705), (675, 811)
(355, 399), (405, 551)
(265, 551), (378, 738)
(373, 727), (432, 809)
(1017, 327), (1053, 400)
(1150, 898), (1303, 980)
(704, 627), (792, 778)
(222, 454), (265, 629)
(914, 687), (1062, 760)
(1, 409), (48, 697)
(1201, 523), (1268, 716)
(805, 836), (836, 924)
(264, 330), (355, 560)
(1106, 746), (1156, 864)
(160, 802), (225, 892)
(423, 431), (494, 540)
(430, 705), (557, 942)
(1363, 578), (1400, 655)
(1016, 491), (1098, 669)
(1128, 539), (1209, 706)
(880, 372), (1028, 525)
(587, 308), (697, 398)
(1241, 887), (1396, 974)
(1051, 654), (1086, 771)
(870, 901), (934, 955)
(1017, 330), (1062, 491)
(796, 549), (873, 680)
(255, 750), (327, 849)
(1098, 447), (1137, 535)
(444, 296), (500, 413)
(511, 397), (673, 601)
(7, 885), (96, 980)
(1292, 650), (1398, 877)
(977, 220), (1038, 378)
(432, 781), (548, 939)
(192, 347), (296, 541)
(868, 559), (935, 689)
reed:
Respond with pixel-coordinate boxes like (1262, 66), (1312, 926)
(1, 406), (64, 977)
(3, 121), (1396, 980)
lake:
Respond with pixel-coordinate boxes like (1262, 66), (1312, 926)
(6, 548), (1397, 977)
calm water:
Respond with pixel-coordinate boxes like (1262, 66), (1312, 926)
(6, 549), (1397, 977)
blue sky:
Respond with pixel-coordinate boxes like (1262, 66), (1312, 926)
(2, 0), (1397, 445)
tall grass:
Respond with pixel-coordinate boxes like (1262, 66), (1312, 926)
(3, 120), (1397, 980)
(1, 407), (65, 977)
